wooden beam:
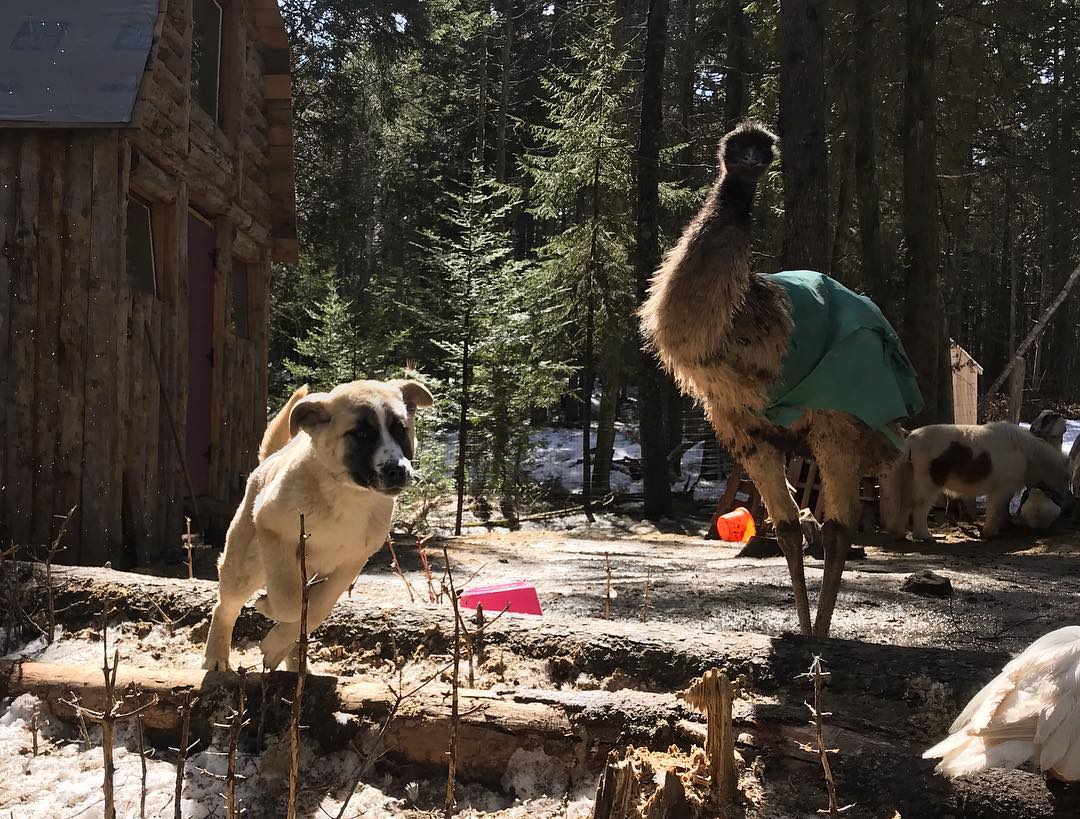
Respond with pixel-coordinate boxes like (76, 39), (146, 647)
(130, 149), (178, 203)
(262, 74), (291, 100)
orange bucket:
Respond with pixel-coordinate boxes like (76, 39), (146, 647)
(716, 506), (756, 543)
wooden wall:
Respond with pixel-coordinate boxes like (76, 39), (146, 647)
(0, 0), (287, 564)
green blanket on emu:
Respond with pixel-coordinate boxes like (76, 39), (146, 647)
(762, 270), (923, 448)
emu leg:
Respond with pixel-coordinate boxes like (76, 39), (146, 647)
(740, 445), (811, 635)
(814, 521), (851, 637)
(776, 521), (813, 635)
(806, 414), (863, 638)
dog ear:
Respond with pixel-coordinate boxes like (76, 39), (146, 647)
(391, 379), (434, 411)
(289, 393), (332, 437)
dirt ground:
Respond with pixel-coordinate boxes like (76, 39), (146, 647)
(3, 511), (1078, 818)
(383, 513), (1080, 655)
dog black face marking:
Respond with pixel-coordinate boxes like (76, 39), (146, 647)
(343, 405), (416, 494)
(343, 408), (381, 490)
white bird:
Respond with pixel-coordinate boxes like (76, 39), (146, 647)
(924, 626), (1080, 812)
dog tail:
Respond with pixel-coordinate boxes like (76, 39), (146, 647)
(259, 384), (309, 462)
(880, 445), (913, 536)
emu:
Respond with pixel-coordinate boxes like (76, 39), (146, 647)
(639, 122), (922, 637)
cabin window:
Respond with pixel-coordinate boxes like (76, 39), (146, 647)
(126, 198), (157, 296)
(230, 260), (250, 338)
(191, 0), (223, 121)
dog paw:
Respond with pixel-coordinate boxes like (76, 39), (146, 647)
(260, 628), (295, 671)
(202, 656), (232, 672)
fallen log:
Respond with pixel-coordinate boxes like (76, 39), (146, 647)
(0, 659), (700, 786)
(0, 660), (1056, 818)
(37, 563), (1009, 734)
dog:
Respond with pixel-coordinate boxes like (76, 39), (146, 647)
(882, 421), (1068, 540)
(202, 378), (434, 671)
(1018, 485), (1068, 530)
(1029, 410), (1067, 453)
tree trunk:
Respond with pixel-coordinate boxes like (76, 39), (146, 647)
(1047, 8), (1075, 395)
(592, 367), (622, 495)
(778, 0), (829, 273)
(722, 0), (750, 133)
(901, 0), (947, 425)
(454, 303), (471, 536)
(636, 0), (673, 519)
(495, 0), (514, 183)
(853, 0), (889, 314)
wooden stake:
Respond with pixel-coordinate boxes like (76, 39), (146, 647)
(183, 516), (194, 580)
(604, 552), (612, 620)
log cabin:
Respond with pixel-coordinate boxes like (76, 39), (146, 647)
(0, 0), (298, 566)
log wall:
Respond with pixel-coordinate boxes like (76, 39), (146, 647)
(0, 0), (292, 564)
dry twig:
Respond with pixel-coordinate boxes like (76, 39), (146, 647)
(135, 710), (150, 819)
(60, 604), (159, 819)
(442, 543), (462, 818)
(796, 656), (854, 816)
(386, 536), (416, 602)
(43, 505), (77, 643)
(199, 667), (249, 818)
(172, 692), (199, 819)
(287, 513), (312, 819)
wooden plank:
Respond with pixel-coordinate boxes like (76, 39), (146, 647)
(207, 216), (232, 498)
(54, 133), (92, 561)
(30, 132), (65, 544)
(109, 137), (133, 564)
(81, 131), (122, 563)
(179, 0), (193, 156)
(220, 0), (247, 142)
(173, 186), (190, 516)
(142, 299), (163, 561)
(124, 293), (150, 560)
(6, 135), (41, 544)
(0, 133), (20, 539)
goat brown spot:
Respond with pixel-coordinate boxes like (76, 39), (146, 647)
(929, 442), (993, 486)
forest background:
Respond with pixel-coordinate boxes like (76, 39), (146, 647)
(272, 0), (1079, 527)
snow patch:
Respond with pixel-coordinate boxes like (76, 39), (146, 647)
(500, 746), (569, 800)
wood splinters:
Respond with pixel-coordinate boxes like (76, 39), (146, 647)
(678, 667), (737, 812)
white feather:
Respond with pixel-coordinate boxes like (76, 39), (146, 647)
(924, 626), (1080, 781)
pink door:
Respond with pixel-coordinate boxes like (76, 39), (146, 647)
(186, 213), (215, 496)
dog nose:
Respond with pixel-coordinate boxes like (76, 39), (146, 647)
(382, 461), (409, 487)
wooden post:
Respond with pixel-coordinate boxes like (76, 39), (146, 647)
(1007, 356), (1025, 424)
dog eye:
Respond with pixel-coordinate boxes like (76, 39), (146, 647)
(348, 425), (374, 441)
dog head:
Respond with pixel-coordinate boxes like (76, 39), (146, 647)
(288, 379), (434, 495)
(1029, 410), (1067, 451)
(1019, 487), (1062, 530)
